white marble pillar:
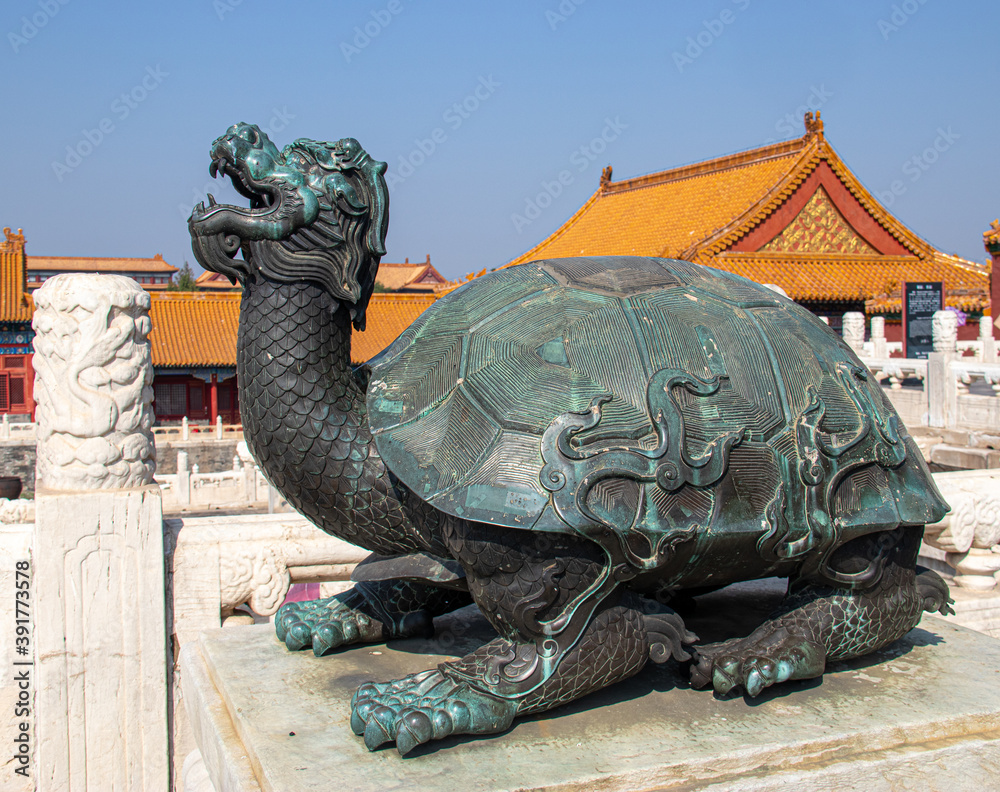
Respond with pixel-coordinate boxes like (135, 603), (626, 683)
(928, 310), (958, 428)
(981, 315), (998, 363)
(842, 311), (866, 354)
(870, 315), (888, 359)
(177, 450), (191, 506)
(31, 274), (168, 792)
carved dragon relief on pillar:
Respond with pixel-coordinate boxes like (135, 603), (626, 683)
(32, 274), (156, 490)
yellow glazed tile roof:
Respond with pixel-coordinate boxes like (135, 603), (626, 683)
(505, 113), (988, 310)
(148, 291), (436, 367)
(510, 141), (804, 264)
(353, 294), (437, 361)
(148, 292), (241, 367)
(709, 252), (989, 312)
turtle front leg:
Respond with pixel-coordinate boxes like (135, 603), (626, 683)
(349, 522), (694, 755)
(350, 597), (689, 755)
(275, 579), (471, 656)
(691, 526), (953, 697)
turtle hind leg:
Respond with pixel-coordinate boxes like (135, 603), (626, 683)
(691, 526), (949, 697)
(275, 579), (471, 656)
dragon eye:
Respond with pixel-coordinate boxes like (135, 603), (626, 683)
(238, 127), (260, 145)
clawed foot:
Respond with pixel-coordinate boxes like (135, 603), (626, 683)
(690, 624), (826, 697)
(350, 670), (517, 756)
(274, 587), (432, 656)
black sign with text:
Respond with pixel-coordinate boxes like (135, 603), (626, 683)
(902, 281), (943, 359)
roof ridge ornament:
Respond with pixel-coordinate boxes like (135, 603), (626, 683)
(600, 165), (613, 188)
(804, 111), (825, 139)
(984, 218), (1000, 252)
(2, 227), (26, 253)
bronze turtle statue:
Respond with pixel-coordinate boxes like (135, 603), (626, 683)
(189, 123), (952, 756)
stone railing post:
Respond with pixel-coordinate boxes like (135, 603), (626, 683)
(870, 315), (888, 359)
(177, 450), (191, 506)
(842, 311), (865, 354)
(1, 413), (8, 440)
(237, 442), (256, 503)
(215, 415), (223, 440)
(927, 309), (958, 428)
(181, 416), (189, 441)
(982, 315), (998, 363)
(31, 274), (168, 791)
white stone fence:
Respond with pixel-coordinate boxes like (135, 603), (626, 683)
(858, 313), (999, 363)
(2, 416), (244, 443)
(0, 415), (36, 440)
(154, 447), (281, 510)
(845, 310), (1000, 430)
(152, 416), (243, 441)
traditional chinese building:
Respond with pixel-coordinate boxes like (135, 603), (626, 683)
(0, 227), (438, 421)
(508, 113), (990, 337)
(0, 229), (34, 418)
(25, 252), (177, 290)
(195, 254), (453, 294)
(373, 256), (452, 293)
(146, 292), (437, 423)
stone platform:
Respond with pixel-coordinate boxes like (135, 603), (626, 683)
(182, 584), (1000, 791)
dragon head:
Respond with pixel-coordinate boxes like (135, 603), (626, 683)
(188, 122), (389, 330)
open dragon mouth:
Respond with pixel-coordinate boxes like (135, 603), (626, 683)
(200, 155), (277, 213)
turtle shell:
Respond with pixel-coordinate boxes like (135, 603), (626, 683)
(367, 257), (947, 555)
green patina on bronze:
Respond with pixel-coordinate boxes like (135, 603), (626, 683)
(189, 123), (953, 757)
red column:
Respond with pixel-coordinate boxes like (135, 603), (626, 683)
(210, 373), (219, 424)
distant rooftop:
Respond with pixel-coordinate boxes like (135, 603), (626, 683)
(194, 255), (454, 294)
(148, 291), (437, 367)
(26, 253), (178, 290)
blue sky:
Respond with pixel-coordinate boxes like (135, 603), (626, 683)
(2, 0), (997, 281)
